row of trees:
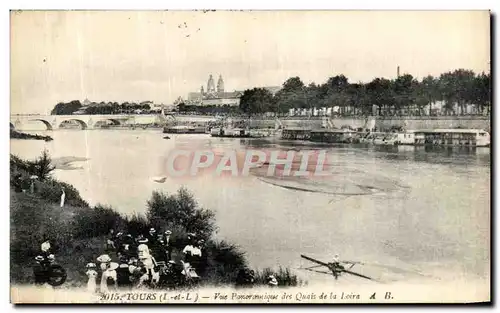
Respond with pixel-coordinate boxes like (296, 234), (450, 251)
(239, 69), (491, 117)
(51, 100), (156, 115)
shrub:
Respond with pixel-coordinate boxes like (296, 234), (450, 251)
(123, 213), (149, 237)
(254, 266), (302, 287)
(146, 188), (217, 241)
(201, 240), (248, 286)
(36, 179), (89, 208)
(72, 205), (126, 239)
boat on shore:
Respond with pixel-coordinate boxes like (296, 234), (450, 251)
(163, 125), (207, 134)
(309, 129), (358, 144)
(210, 127), (252, 138)
(363, 129), (490, 147)
(412, 129), (490, 147)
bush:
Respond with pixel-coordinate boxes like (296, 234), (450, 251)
(36, 180), (89, 208)
(201, 240), (248, 286)
(123, 213), (149, 237)
(254, 266), (303, 287)
(146, 188), (217, 241)
(72, 205), (126, 239)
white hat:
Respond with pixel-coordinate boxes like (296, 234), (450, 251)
(107, 262), (119, 271)
(268, 275), (278, 286)
(168, 260), (176, 264)
(97, 254), (112, 263)
(41, 241), (51, 252)
(137, 244), (149, 252)
(35, 256), (44, 262)
(86, 263), (96, 268)
(47, 254), (55, 260)
(149, 228), (156, 232)
(164, 230), (172, 235)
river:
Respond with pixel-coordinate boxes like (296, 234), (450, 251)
(10, 129), (490, 285)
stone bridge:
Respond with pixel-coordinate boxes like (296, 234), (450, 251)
(10, 114), (217, 130)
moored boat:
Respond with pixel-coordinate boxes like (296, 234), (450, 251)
(210, 127), (251, 138)
(163, 125), (207, 134)
(309, 129), (358, 143)
(413, 129), (490, 147)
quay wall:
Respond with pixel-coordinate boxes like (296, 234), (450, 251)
(374, 116), (491, 131)
(248, 116), (491, 131)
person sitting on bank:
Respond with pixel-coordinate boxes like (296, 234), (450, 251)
(182, 236), (202, 264)
(136, 234), (149, 245)
(33, 255), (50, 285)
(40, 240), (52, 257)
(147, 228), (157, 245)
(267, 275), (278, 287)
(120, 234), (135, 258)
(106, 229), (117, 250)
(116, 256), (132, 289)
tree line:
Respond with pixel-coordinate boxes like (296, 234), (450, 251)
(239, 69), (491, 117)
(51, 100), (157, 115)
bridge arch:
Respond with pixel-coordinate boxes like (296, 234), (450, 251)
(92, 118), (122, 128)
(28, 119), (53, 130)
(58, 119), (88, 130)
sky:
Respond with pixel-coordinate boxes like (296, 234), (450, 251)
(10, 10), (490, 114)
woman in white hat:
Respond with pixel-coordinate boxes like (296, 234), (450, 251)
(136, 244), (159, 288)
(85, 263), (98, 293)
(100, 261), (119, 292)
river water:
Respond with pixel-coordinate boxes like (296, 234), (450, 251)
(10, 129), (490, 284)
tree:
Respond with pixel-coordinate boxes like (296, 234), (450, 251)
(323, 75), (350, 114)
(50, 100), (82, 115)
(239, 88), (274, 115)
(30, 149), (55, 181)
(366, 78), (393, 116)
(347, 83), (371, 116)
(439, 69), (476, 115)
(392, 74), (417, 116)
(146, 188), (217, 241)
(420, 75), (439, 115)
(275, 77), (307, 114)
(473, 72), (491, 115)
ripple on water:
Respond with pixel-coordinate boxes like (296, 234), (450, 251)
(251, 165), (411, 196)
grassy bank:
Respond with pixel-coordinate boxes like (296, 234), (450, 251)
(10, 129), (53, 141)
(10, 151), (302, 288)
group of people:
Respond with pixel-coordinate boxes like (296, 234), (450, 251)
(33, 228), (208, 291)
(33, 227), (282, 290)
(87, 228), (208, 292)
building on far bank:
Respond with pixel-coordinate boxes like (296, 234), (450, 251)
(186, 74), (282, 107)
(187, 74), (243, 106)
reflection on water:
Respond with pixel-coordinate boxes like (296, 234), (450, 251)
(10, 130), (490, 283)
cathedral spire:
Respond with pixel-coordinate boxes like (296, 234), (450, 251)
(217, 75), (224, 93)
(207, 74), (215, 93)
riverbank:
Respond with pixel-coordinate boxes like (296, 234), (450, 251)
(10, 129), (53, 141)
(10, 152), (301, 289)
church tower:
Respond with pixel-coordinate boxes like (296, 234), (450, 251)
(217, 75), (225, 93)
(207, 74), (216, 93)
